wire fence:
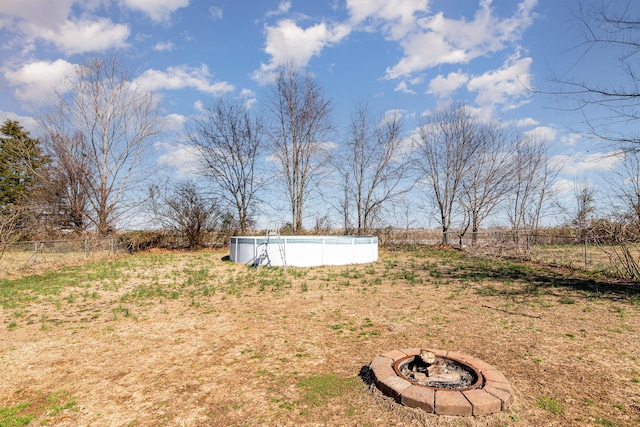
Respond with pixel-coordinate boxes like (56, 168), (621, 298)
(378, 229), (638, 278)
(2, 230), (637, 280)
(1, 238), (124, 277)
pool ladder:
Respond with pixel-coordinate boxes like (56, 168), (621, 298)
(261, 222), (287, 270)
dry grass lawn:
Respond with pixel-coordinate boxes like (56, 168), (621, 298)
(1, 247), (639, 426)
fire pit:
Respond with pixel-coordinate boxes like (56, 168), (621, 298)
(370, 348), (512, 416)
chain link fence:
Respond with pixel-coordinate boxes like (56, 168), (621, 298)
(1, 238), (123, 277)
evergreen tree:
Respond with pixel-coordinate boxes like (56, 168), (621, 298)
(0, 120), (44, 214)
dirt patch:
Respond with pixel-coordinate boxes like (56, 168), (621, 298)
(0, 248), (639, 426)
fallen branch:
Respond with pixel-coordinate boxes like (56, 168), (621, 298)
(481, 305), (541, 319)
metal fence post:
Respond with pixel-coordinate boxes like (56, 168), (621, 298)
(84, 239), (88, 259)
(33, 242), (37, 265)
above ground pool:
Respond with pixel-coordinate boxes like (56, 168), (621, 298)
(229, 235), (378, 267)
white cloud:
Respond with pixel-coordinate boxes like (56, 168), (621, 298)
(0, 0), (75, 29)
(240, 88), (258, 109)
(467, 55), (532, 106)
(120, 0), (189, 22)
(524, 126), (557, 143)
(267, 1), (292, 17)
(155, 141), (200, 176)
(0, 111), (40, 134)
(209, 6), (223, 20)
(4, 59), (75, 103)
(153, 41), (175, 51)
(134, 65), (234, 96)
(1, 1), (130, 54)
(551, 151), (622, 176)
(394, 80), (416, 94)
(561, 132), (582, 146)
(253, 19), (351, 84)
(34, 18), (129, 54)
(427, 71), (469, 98)
(349, 0), (538, 81)
(515, 117), (539, 127)
(551, 178), (574, 196)
(163, 113), (186, 132)
(347, 0), (428, 38)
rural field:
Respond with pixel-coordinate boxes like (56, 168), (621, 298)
(1, 247), (639, 426)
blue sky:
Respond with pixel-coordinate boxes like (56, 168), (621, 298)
(0, 0), (631, 228)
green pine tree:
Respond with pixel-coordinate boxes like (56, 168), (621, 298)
(0, 120), (45, 214)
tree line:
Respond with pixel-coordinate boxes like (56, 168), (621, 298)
(0, 57), (560, 248)
(3, 0), (640, 252)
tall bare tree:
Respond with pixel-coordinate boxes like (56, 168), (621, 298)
(415, 103), (482, 244)
(506, 134), (557, 236)
(189, 98), (264, 234)
(460, 124), (519, 244)
(41, 57), (160, 235)
(338, 103), (413, 234)
(266, 66), (332, 232)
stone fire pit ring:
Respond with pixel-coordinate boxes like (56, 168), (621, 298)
(370, 348), (513, 416)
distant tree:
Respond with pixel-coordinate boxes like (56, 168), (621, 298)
(266, 66), (333, 232)
(38, 132), (90, 233)
(605, 150), (640, 224)
(0, 120), (45, 214)
(150, 180), (220, 249)
(553, 1), (640, 147)
(415, 103), (482, 244)
(0, 120), (45, 239)
(571, 179), (596, 232)
(338, 102), (413, 235)
(40, 57), (161, 235)
(506, 134), (558, 236)
(189, 98), (264, 234)
(460, 124), (519, 244)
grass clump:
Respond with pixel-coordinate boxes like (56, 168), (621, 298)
(297, 374), (360, 407)
(0, 402), (34, 427)
(535, 396), (563, 415)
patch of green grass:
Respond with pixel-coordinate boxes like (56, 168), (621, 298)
(45, 391), (77, 416)
(0, 402), (34, 427)
(535, 396), (563, 415)
(558, 296), (575, 304)
(296, 374), (360, 407)
(112, 304), (135, 320)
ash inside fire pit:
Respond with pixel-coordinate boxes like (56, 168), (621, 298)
(394, 351), (480, 390)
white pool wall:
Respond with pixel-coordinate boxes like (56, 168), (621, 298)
(229, 235), (378, 267)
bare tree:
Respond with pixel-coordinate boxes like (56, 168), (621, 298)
(266, 66), (333, 232)
(553, 1), (640, 147)
(605, 150), (640, 224)
(150, 180), (219, 249)
(41, 57), (160, 235)
(506, 135), (558, 237)
(338, 103), (413, 235)
(460, 124), (519, 245)
(38, 132), (89, 233)
(572, 179), (596, 232)
(415, 103), (482, 244)
(189, 98), (264, 234)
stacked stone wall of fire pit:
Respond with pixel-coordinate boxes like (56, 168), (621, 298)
(370, 348), (513, 416)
